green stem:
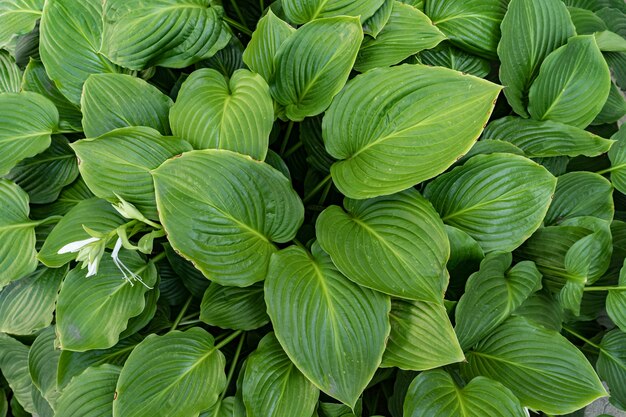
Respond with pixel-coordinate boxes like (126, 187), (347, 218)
(149, 251), (167, 265)
(562, 326), (601, 350)
(226, 0), (249, 30)
(283, 140), (303, 158)
(596, 164), (623, 175)
(34, 215), (64, 226)
(219, 333), (246, 401)
(223, 16), (252, 36)
(170, 296), (193, 331)
(584, 285), (626, 291)
(279, 121), (295, 156)
(303, 174), (332, 204)
(178, 319), (202, 327)
(318, 179), (333, 206)
(215, 330), (244, 351)
(259, 0), (264, 12)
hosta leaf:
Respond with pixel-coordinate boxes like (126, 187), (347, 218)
(445, 225), (484, 294)
(596, 329), (626, 410)
(301, 116), (335, 174)
(6, 135), (79, 204)
(463, 317), (606, 414)
(30, 177), (94, 219)
(354, 2), (445, 72)
(28, 327), (60, 408)
(483, 116), (614, 157)
(113, 328), (227, 417)
(56, 251), (156, 351)
(498, 0), (575, 117)
(596, 7), (626, 37)
(157, 261), (190, 306)
(528, 35), (611, 128)
(162, 243), (209, 298)
(419, 42), (491, 78)
(265, 243), (390, 407)
(170, 68), (273, 160)
(568, 6), (607, 33)
(595, 30), (626, 52)
(0, 334), (37, 413)
(0, 91), (58, 176)
(0, 0), (43, 46)
(593, 82), (626, 125)
(271, 16), (362, 121)
(455, 252), (542, 350)
(0, 179), (38, 288)
(0, 265), (65, 334)
(81, 74), (174, 137)
(39, 0), (122, 104)
(281, 0), (383, 24)
(316, 189), (449, 301)
(101, 0), (229, 70)
(72, 126), (192, 220)
(608, 125), (626, 194)
(404, 370), (526, 417)
(242, 333), (319, 417)
(200, 282), (269, 330)
(363, 0), (394, 38)
(458, 140), (525, 164)
(606, 259), (626, 332)
(511, 288), (564, 331)
(425, 0), (507, 59)
(544, 172), (614, 226)
(242, 10), (295, 82)
(153, 149), (304, 287)
(119, 283), (159, 340)
(382, 299), (464, 370)
(55, 365), (120, 417)
(324, 64), (501, 199)
(424, 153), (556, 253)
(0, 50), (20, 92)
(199, 36), (245, 78)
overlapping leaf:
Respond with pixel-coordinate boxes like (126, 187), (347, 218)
(200, 283), (269, 330)
(0, 0), (43, 46)
(281, 0), (383, 24)
(596, 329), (626, 410)
(55, 365), (120, 417)
(0, 50), (20, 92)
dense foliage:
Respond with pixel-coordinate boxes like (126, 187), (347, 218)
(0, 0), (625, 416)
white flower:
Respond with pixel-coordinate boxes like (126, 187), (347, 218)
(86, 260), (99, 277)
(57, 237), (100, 254)
(111, 237), (152, 289)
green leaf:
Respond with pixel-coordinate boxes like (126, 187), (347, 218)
(101, 0), (229, 70)
(72, 126), (192, 220)
(363, 0), (394, 38)
(113, 328), (227, 417)
(30, 177), (94, 219)
(199, 36), (245, 78)
(608, 125), (626, 194)
(271, 16), (362, 121)
(544, 172), (614, 226)
(483, 116), (614, 157)
(28, 327), (60, 408)
(242, 332), (319, 417)
(463, 317), (607, 414)
(81, 74), (174, 138)
(0, 179), (38, 288)
(382, 299), (464, 370)
(511, 288), (564, 331)
(593, 82), (626, 125)
(170, 68), (273, 160)
(265, 243), (391, 407)
(404, 369), (526, 417)
(281, 0), (383, 24)
(0, 389), (6, 417)
(354, 2), (445, 72)
(152, 149), (304, 287)
(162, 242), (209, 298)
(55, 364), (120, 417)
(596, 7), (626, 37)
(445, 225), (484, 295)
(6, 135), (79, 204)
(455, 252), (542, 350)
(324, 64), (501, 199)
(596, 329), (626, 410)
(0, 91), (58, 176)
(594, 30), (626, 52)
(39, 0), (122, 104)
(568, 6), (608, 33)
(0, 0), (43, 46)
(56, 251), (157, 351)
(606, 259), (626, 332)
(316, 189), (449, 302)
(424, 153), (556, 253)
(528, 35), (611, 128)
(425, 0), (507, 59)
(0, 265), (65, 334)
(200, 282), (269, 330)
(242, 10), (295, 82)
(38, 198), (125, 267)
(0, 333), (37, 413)
(498, 0), (575, 117)
(419, 42), (491, 78)
(0, 50), (20, 92)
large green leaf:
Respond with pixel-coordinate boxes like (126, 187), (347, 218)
(0, 179), (38, 288)
(200, 282), (269, 330)
(0, 91), (58, 176)
(152, 149), (304, 287)
(596, 329), (626, 410)
(382, 299), (464, 370)
(0, 49), (20, 92)
(6, 135), (79, 204)
(606, 259), (626, 332)
(607, 125), (626, 194)
(568, 6), (607, 33)
(101, 0), (229, 70)
(72, 127), (192, 221)
(404, 370), (526, 417)
(81, 74), (173, 138)
(498, 0), (575, 117)
(0, 265), (65, 334)
(170, 68), (273, 160)
(281, 0), (383, 24)
(56, 251), (157, 351)
(528, 35), (611, 128)
(419, 42), (491, 78)
(242, 332), (319, 417)
(265, 243), (390, 407)
(316, 189), (449, 301)
(28, 327), (60, 408)
(511, 288), (564, 331)
(323, 64), (501, 199)
(0, 0), (43, 46)
(0, 333), (37, 413)
(354, 2), (445, 72)
(39, 0), (122, 104)
(455, 252), (542, 350)
(271, 16), (362, 121)
(593, 82), (626, 125)
(483, 116), (614, 157)
(363, 0), (394, 38)
(113, 328), (227, 417)
(55, 364), (120, 417)
(425, 0), (507, 59)
(463, 317), (607, 414)
(424, 153), (556, 253)
(30, 177), (94, 219)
